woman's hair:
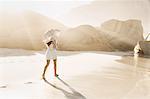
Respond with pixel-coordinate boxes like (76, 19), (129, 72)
(47, 41), (53, 46)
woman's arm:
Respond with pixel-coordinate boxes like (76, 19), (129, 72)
(44, 43), (49, 48)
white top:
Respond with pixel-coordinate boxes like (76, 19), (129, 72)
(45, 44), (57, 60)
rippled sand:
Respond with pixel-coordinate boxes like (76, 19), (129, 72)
(0, 48), (150, 99)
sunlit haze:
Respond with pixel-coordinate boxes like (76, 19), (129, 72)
(0, 0), (93, 26)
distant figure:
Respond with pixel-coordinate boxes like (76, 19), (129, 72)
(42, 38), (59, 80)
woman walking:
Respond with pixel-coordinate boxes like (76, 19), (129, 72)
(42, 38), (59, 80)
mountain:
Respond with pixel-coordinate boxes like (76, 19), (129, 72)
(0, 10), (66, 50)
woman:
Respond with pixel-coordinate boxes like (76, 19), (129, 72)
(42, 39), (58, 80)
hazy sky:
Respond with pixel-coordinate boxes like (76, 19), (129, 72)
(0, 0), (93, 23)
(0, 0), (149, 33)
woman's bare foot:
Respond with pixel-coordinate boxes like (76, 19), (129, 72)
(55, 74), (59, 77)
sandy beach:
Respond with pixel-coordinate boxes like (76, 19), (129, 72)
(0, 0), (150, 99)
(0, 48), (150, 99)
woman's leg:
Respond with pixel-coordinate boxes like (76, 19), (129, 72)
(53, 59), (58, 77)
(42, 60), (50, 79)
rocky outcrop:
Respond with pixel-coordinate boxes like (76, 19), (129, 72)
(99, 19), (144, 51)
(139, 41), (150, 55)
(57, 25), (112, 51)
(57, 19), (144, 51)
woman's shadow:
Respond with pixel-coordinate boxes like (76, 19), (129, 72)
(43, 77), (86, 99)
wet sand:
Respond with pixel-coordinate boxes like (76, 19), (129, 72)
(0, 48), (150, 99)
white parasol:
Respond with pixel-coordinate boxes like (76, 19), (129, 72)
(43, 29), (60, 43)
